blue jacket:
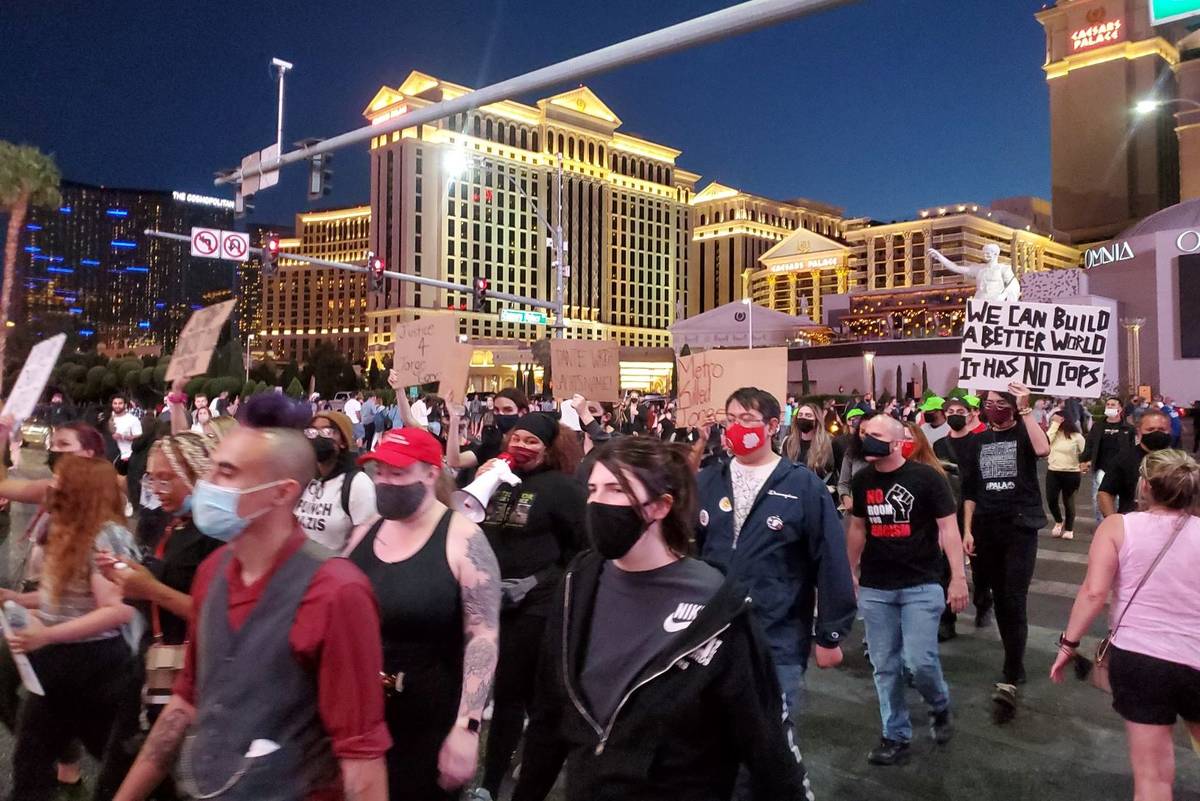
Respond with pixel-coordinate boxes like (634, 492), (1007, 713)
(696, 457), (857, 669)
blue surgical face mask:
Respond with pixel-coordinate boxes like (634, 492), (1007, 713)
(179, 494), (193, 516)
(429, 421), (442, 437)
(192, 479), (287, 543)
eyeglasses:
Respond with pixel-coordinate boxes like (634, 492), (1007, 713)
(303, 428), (338, 440)
(725, 413), (766, 426)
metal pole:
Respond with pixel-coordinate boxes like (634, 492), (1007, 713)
(749, 302), (754, 349)
(215, 0), (854, 186)
(276, 68), (285, 149)
(144, 229), (559, 311)
(554, 153), (566, 338)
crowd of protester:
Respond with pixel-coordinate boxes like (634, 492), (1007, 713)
(0, 375), (1195, 801)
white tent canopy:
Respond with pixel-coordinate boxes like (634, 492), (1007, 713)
(670, 301), (817, 351)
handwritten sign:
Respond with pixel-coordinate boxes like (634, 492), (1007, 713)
(675, 347), (787, 429)
(550, 339), (620, 401)
(166, 300), (237, 381)
(3, 334), (67, 422)
(393, 316), (471, 403)
(958, 299), (1111, 398)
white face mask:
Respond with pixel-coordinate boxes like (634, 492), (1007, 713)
(1105, 408), (1121, 420)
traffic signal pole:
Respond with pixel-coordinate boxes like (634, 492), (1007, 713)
(144, 230), (559, 312)
(553, 153), (566, 339)
(213, 0), (853, 188)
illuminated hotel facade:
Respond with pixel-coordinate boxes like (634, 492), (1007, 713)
(747, 200), (1084, 339)
(362, 71), (697, 373)
(261, 206), (371, 364)
(685, 182), (857, 317)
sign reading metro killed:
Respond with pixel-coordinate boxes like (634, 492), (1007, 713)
(958, 299), (1110, 398)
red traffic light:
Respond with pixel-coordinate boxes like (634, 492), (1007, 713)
(266, 235), (281, 256)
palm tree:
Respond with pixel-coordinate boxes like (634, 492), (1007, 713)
(0, 142), (62, 389)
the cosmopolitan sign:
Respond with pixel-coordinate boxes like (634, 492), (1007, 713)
(1084, 240), (1134, 269)
(1176, 229), (1200, 254)
(172, 191), (235, 210)
(768, 254), (843, 274)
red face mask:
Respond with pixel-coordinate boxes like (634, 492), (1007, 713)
(724, 423), (770, 458)
(506, 445), (540, 467)
(900, 440), (916, 459)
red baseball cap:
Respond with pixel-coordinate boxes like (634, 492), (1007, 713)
(358, 428), (443, 469)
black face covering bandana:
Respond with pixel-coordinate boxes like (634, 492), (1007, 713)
(795, 418), (816, 433)
(376, 482), (428, 520)
(586, 502), (651, 560)
(946, 414), (968, 432)
(860, 434), (893, 458)
(494, 414), (520, 433)
(311, 436), (337, 463)
(46, 450), (64, 472)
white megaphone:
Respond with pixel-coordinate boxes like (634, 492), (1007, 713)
(452, 453), (522, 523)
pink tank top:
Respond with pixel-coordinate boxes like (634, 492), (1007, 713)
(1111, 512), (1200, 671)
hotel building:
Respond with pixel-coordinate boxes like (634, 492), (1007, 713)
(1035, 0), (1196, 243)
(748, 200), (1084, 339)
(261, 205), (371, 364)
(685, 182), (857, 318)
(361, 71), (698, 368)
(16, 181), (234, 350)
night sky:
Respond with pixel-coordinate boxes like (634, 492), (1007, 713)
(1, 1), (1052, 227)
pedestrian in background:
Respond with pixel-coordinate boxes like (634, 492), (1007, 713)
(1083, 397), (1134, 524)
(1045, 407), (1087, 540)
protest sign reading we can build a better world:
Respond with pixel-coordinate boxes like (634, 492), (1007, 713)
(957, 298), (1112, 399)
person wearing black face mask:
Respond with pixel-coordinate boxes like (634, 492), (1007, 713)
(446, 387), (530, 488)
(297, 412), (377, 551)
(958, 383), (1051, 723)
(512, 437), (812, 801)
(1098, 409), (1174, 518)
(933, 396), (986, 636)
(348, 428), (501, 800)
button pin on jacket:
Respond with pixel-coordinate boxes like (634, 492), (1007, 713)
(766, 515), (783, 531)
(699, 509), (709, 526)
(718, 497), (732, 513)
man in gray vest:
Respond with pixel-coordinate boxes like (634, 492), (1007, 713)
(114, 427), (390, 801)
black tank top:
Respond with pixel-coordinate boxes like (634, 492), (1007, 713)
(349, 511), (464, 683)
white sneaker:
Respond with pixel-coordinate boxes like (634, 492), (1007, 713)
(1062, 530), (1074, 540)
(1051, 524), (1063, 538)
(466, 790), (494, 801)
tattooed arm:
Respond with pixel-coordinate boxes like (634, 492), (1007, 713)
(113, 695), (195, 801)
(439, 519), (501, 791)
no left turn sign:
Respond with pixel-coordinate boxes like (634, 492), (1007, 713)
(190, 227), (220, 259)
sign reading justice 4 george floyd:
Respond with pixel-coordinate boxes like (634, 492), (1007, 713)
(958, 299), (1111, 398)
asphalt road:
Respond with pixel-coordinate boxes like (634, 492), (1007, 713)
(0, 450), (1197, 800)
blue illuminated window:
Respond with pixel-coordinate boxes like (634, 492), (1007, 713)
(111, 240), (137, 249)
(68, 307), (83, 315)
(80, 259), (100, 266)
(137, 321), (151, 329)
(25, 224), (42, 231)
(46, 267), (75, 274)
(23, 246), (40, 253)
(31, 255), (50, 261)
(50, 256), (63, 263)
(125, 266), (149, 273)
(154, 302), (166, 309)
(59, 206), (72, 214)
(79, 329), (96, 336)
(106, 209), (129, 218)
(191, 304), (203, 310)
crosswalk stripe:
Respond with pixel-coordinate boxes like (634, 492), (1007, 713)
(1037, 549), (1090, 565)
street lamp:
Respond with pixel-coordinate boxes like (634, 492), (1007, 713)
(1134, 97), (1200, 115)
(1120, 318), (1146, 397)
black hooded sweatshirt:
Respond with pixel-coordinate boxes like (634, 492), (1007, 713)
(512, 551), (811, 801)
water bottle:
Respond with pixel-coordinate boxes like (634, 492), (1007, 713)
(4, 600), (45, 696)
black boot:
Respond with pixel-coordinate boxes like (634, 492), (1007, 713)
(991, 683), (1018, 724)
(867, 737), (912, 766)
(929, 708), (954, 745)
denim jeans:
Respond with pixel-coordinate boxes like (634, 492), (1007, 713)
(1091, 469), (1105, 523)
(859, 583), (950, 742)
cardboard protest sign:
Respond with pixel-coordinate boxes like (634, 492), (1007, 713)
(958, 299), (1111, 398)
(392, 316), (471, 403)
(550, 339), (620, 401)
(2, 334), (67, 422)
(675, 347), (788, 429)
(166, 300), (237, 382)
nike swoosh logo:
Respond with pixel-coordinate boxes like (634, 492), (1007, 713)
(663, 617), (693, 633)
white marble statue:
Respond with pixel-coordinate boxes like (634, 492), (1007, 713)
(929, 243), (1021, 302)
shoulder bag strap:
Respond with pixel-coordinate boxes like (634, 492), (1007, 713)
(1110, 514), (1190, 637)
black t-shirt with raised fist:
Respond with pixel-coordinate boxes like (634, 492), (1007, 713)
(852, 461), (957, 590)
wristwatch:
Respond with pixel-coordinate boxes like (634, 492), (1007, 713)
(456, 716), (482, 734)
(1058, 633), (1080, 649)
